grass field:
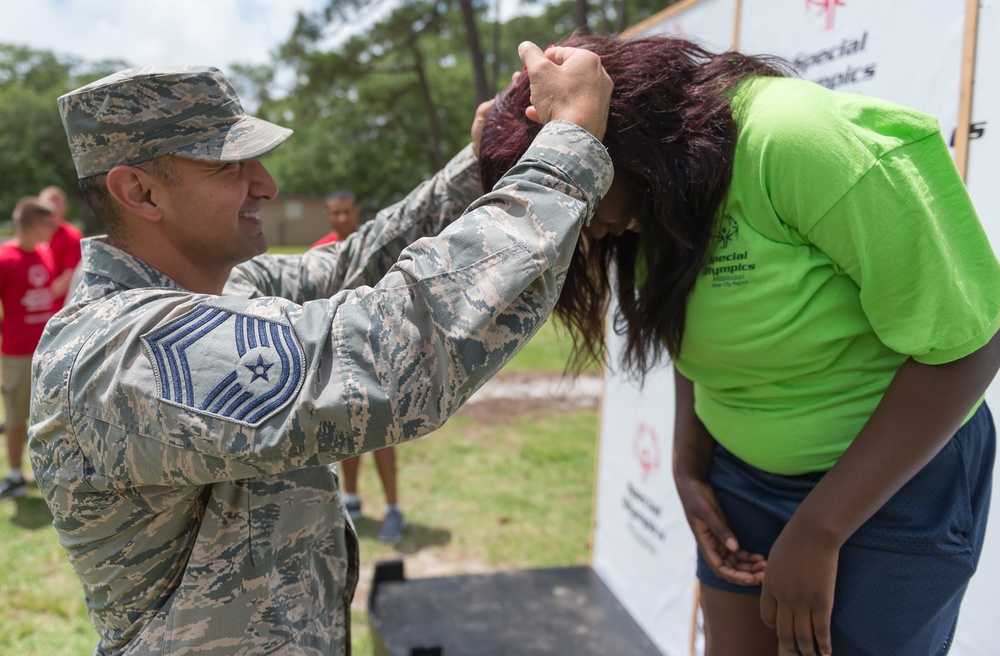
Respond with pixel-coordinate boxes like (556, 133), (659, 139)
(0, 316), (600, 655)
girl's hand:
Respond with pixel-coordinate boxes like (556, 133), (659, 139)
(760, 520), (838, 656)
(672, 366), (765, 586)
(676, 475), (766, 585)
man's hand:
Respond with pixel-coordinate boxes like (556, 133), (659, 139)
(517, 41), (612, 141)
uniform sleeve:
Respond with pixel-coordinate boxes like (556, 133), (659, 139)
(224, 144), (482, 301)
(790, 131), (1000, 364)
(69, 122), (613, 486)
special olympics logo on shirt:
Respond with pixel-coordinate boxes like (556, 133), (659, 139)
(28, 264), (49, 288)
(806, 0), (846, 31)
(712, 213), (739, 250)
(632, 422), (661, 482)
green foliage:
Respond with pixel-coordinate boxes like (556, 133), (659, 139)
(0, 44), (128, 229)
(261, 0), (482, 210)
(0, 0), (675, 224)
(262, 0), (673, 211)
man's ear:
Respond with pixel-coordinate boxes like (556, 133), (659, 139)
(105, 165), (163, 223)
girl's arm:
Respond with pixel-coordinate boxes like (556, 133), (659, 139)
(761, 329), (1000, 656)
(674, 366), (766, 585)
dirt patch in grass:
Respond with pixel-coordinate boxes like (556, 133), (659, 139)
(456, 371), (602, 424)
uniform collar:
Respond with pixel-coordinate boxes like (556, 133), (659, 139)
(80, 237), (186, 292)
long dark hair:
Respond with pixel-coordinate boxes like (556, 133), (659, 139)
(479, 34), (789, 378)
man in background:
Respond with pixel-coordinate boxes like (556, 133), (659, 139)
(313, 190), (361, 247)
(0, 197), (57, 500)
(38, 185), (83, 306)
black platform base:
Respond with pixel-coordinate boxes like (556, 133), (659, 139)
(367, 561), (663, 656)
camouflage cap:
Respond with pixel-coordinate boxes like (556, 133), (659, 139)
(59, 65), (293, 178)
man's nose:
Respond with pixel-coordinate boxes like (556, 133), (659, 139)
(246, 159), (278, 200)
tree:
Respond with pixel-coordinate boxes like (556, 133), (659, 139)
(262, 0), (481, 209)
(0, 44), (127, 232)
(458, 0), (490, 104)
(228, 63), (277, 114)
(575, 0), (589, 30)
(0, 1), (676, 234)
(258, 0), (673, 211)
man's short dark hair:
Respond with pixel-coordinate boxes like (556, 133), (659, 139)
(79, 157), (179, 240)
(12, 196), (55, 230)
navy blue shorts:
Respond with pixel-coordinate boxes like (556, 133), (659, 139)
(696, 403), (995, 655)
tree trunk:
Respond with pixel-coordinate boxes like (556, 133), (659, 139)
(459, 0), (491, 105)
(409, 44), (446, 171)
(491, 0), (502, 93)
(576, 0), (589, 30)
(616, 0), (629, 33)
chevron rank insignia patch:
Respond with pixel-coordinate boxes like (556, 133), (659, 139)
(142, 306), (305, 426)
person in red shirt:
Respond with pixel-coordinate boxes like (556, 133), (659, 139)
(312, 190), (404, 541)
(0, 197), (58, 500)
(311, 190), (361, 248)
(38, 185), (83, 307)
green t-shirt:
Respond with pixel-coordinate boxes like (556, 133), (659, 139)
(673, 76), (1000, 475)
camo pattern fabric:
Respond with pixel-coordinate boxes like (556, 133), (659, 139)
(58, 65), (292, 178)
(29, 121), (612, 656)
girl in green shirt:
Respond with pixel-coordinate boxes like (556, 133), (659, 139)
(480, 34), (1000, 656)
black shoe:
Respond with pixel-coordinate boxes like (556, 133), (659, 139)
(0, 475), (27, 501)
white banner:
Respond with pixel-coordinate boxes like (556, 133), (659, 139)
(738, 0), (966, 144)
(592, 305), (695, 656)
(632, 0), (736, 51)
(954, 3), (1000, 653)
(595, 2), (1000, 654)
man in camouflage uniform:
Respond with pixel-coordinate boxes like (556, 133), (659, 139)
(29, 43), (613, 655)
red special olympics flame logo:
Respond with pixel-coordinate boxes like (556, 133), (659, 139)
(659, 21), (685, 38)
(632, 422), (661, 482)
(806, 0), (846, 31)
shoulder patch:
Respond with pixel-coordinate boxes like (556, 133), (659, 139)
(141, 306), (305, 426)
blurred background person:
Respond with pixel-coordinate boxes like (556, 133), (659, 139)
(313, 190), (361, 247)
(0, 196), (58, 500)
(38, 185), (83, 306)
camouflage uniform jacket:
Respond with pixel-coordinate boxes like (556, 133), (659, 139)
(29, 122), (612, 656)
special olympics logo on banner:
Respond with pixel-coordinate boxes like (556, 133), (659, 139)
(806, 0), (846, 30)
(632, 422), (661, 482)
(656, 21), (685, 38)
